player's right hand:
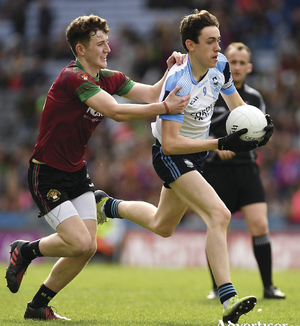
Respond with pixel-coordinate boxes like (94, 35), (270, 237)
(165, 85), (190, 115)
(166, 51), (186, 70)
(218, 128), (258, 153)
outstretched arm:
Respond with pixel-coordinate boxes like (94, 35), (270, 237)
(124, 51), (186, 104)
(85, 85), (190, 122)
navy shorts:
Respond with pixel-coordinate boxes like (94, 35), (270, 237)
(152, 140), (208, 189)
(202, 161), (265, 214)
(28, 161), (95, 217)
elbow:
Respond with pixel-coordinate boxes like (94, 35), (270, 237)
(109, 110), (125, 122)
(105, 104), (126, 122)
(161, 143), (174, 156)
(111, 115), (124, 122)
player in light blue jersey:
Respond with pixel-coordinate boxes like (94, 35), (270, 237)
(152, 51), (236, 143)
(96, 9), (273, 323)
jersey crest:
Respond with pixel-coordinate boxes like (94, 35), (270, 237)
(46, 189), (61, 202)
(77, 72), (94, 83)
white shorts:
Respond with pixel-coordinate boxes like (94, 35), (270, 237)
(44, 191), (97, 230)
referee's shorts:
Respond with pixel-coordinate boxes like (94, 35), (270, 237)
(202, 161), (266, 214)
(152, 139), (208, 189)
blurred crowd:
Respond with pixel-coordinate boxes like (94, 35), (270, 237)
(0, 0), (300, 226)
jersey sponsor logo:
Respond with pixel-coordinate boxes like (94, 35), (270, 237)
(191, 103), (214, 121)
(190, 96), (199, 105)
(86, 107), (103, 117)
(46, 189), (61, 202)
(84, 107), (104, 122)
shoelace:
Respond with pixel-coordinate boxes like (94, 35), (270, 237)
(45, 306), (59, 320)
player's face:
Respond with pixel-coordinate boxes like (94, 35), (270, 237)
(85, 30), (111, 71)
(226, 48), (252, 87)
(190, 26), (221, 70)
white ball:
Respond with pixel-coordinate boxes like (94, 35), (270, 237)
(226, 105), (267, 141)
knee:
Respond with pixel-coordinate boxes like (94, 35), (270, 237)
(222, 206), (231, 228)
(71, 242), (89, 256)
(252, 219), (269, 235)
(209, 204), (231, 230)
(89, 240), (98, 257)
(151, 221), (174, 238)
(157, 229), (173, 238)
(71, 237), (97, 257)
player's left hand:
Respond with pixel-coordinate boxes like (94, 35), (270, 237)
(258, 114), (274, 147)
(218, 128), (259, 152)
(166, 51), (186, 71)
(164, 85), (190, 114)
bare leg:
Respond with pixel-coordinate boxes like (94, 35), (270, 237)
(118, 170), (231, 286)
(169, 171), (231, 286)
(40, 218), (97, 292)
(241, 202), (268, 236)
(118, 186), (188, 237)
(39, 215), (95, 257)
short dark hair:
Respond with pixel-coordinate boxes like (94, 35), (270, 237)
(66, 14), (110, 57)
(180, 9), (219, 52)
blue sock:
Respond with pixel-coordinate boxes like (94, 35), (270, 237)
(218, 283), (237, 304)
(104, 198), (123, 219)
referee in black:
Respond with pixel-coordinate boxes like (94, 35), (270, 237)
(203, 42), (285, 300)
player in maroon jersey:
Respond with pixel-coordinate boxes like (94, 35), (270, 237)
(5, 14), (190, 320)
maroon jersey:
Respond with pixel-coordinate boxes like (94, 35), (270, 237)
(30, 60), (135, 172)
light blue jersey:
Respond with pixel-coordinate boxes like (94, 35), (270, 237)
(151, 53), (236, 143)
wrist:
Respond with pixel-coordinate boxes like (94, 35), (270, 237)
(218, 138), (225, 150)
(163, 101), (170, 115)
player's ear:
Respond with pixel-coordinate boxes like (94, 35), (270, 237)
(247, 63), (253, 74)
(185, 39), (194, 52)
(76, 43), (85, 56)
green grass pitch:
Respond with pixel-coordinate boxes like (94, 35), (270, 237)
(1, 262), (299, 325)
